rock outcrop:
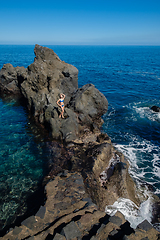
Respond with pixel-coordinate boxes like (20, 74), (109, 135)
(44, 131), (141, 212)
(1, 45), (159, 239)
(0, 44), (108, 142)
(2, 172), (159, 240)
(0, 64), (25, 95)
(151, 105), (160, 112)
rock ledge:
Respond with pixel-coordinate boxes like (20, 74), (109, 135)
(1, 172), (159, 240)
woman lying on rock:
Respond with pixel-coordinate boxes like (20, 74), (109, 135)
(57, 93), (65, 118)
(99, 152), (120, 187)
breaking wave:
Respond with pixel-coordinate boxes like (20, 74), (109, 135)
(105, 197), (153, 229)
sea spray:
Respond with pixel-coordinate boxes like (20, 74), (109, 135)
(105, 197), (153, 229)
(115, 138), (160, 197)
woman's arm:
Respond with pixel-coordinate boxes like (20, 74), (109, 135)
(62, 94), (65, 98)
(57, 99), (61, 107)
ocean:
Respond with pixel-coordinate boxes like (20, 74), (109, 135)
(0, 45), (160, 230)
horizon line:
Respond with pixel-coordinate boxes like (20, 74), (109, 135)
(0, 43), (160, 47)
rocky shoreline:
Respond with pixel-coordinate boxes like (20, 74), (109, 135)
(1, 171), (159, 240)
(0, 45), (160, 239)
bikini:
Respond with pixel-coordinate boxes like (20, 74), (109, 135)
(60, 99), (64, 107)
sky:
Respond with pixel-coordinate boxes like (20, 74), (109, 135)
(0, 0), (160, 45)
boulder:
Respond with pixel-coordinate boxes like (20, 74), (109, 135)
(68, 83), (108, 127)
(0, 63), (26, 95)
(151, 105), (160, 112)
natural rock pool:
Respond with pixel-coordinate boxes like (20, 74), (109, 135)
(0, 97), (49, 232)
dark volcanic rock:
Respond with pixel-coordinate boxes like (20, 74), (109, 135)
(151, 105), (160, 112)
(0, 45), (108, 142)
(2, 172), (159, 240)
(62, 221), (82, 239)
(0, 63), (26, 95)
(20, 44), (78, 117)
(68, 83), (108, 128)
(137, 219), (153, 231)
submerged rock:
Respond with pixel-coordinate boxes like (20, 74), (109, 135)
(151, 105), (160, 112)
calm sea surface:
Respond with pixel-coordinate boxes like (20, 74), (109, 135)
(0, 45), (160, 229)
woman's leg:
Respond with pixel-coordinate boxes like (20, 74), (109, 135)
(59, 106), (64, 118)
(61, 106), (64, 118)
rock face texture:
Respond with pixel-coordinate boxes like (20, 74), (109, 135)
(20, 45), (78, 116)
(68, 84), (108, 127)
(2, 172), (159, 240)
(44, 131), (144, 214)
(0, 44), (108, 142)
(0, 64), (25, 95)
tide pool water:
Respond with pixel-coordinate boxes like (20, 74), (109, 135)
(0, 45), (160, 229)
(0, 98), (48, 229)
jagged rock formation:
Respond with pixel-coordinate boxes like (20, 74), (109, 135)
(0, 45), (108, 142)
(0, 63), (25, 95)
(0, 45), (159, 239)
(1, 172), (159, 240)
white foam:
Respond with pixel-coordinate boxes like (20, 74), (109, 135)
(105, 197), (153, 229)
(115, 138), (160, 191)
(154, 189), (160, 195)
(134, 105), (160, 122)
(111, 133), (160, 232)
(107, 109), (116, 117)
(129, 71), (160, 81)
(105, 101), (160, 229)
(152, 153), (160, 178)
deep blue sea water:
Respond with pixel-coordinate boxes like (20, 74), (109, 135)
(0, 45), (160, 229)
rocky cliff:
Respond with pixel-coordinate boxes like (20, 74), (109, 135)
(0, 45), (159, 239)
(0, 44), (108, 143)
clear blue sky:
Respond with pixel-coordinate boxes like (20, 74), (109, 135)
(0, 0), (160, 45)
